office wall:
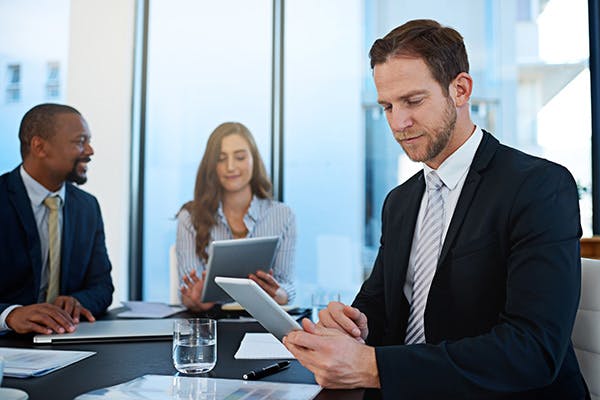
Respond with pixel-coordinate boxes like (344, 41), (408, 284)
(67, 0), (135, 307)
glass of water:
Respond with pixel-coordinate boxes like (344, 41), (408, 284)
(172, 318), (217, 374)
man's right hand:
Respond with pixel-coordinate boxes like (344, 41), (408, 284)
(5, 303), (77, 335)
(317, 302), (369, 342)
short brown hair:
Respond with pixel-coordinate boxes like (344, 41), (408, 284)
(369, 19), (469, 95)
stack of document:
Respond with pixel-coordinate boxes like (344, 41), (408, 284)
(0, 347), (95, 378)
(117, 301), (185, 318)
(75, 374), (321, 400)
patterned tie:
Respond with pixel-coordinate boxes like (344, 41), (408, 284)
(44, 195), (61, 303)
(405, 171), (445, 344)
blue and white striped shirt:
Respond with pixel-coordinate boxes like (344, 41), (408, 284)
(176, 196), (296, 303)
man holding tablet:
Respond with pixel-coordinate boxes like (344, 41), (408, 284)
(283, 19), (589, 398)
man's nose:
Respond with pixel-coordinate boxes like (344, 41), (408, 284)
(389, 108), (413, 132)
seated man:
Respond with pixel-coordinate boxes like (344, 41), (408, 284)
(0, 103), (114, 335)
(284, 19), (589, 398)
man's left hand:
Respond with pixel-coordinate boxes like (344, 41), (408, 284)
(53, 296), (95, 324)
(283, 318), (380, 389)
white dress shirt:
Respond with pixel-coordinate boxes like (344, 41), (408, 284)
(403, 127), (483, 302)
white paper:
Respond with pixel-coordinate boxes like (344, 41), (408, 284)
(0, 347), (95, 378)
(117, 301), (185, 318)
(75, 374), (321, 400)
(234, 333), (295, 359)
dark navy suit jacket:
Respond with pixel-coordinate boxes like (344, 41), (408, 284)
(353, 132), (589, 399)
(0, 167), (113, 316)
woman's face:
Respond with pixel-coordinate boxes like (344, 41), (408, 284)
(216, 133), (254, 194)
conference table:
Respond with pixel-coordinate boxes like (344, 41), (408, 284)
(0, 309), (381, 400)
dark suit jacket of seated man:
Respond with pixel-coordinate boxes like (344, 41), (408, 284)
(283, 19), (589, 399)
(0, 103), (113, 335)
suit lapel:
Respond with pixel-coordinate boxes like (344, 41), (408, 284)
(7, 167), (43, 292)
(390, 172), (425, 289)
(438, 131), (499, 266)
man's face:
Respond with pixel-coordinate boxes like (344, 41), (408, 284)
(43, 113), (94, 185)
(374, 56), (457, 169)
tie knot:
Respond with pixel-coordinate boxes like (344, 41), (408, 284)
(43, 195), (61, 211)
(426, 171), (444, 191)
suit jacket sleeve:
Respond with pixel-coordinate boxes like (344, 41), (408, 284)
(69, 196), (114, 315)
(355, 162), (582, 398)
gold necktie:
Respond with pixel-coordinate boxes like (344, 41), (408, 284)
(43, 195), (61, 303)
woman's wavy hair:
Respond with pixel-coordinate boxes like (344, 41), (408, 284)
(182, 122), (272, 262)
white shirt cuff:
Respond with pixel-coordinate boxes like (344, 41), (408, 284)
(0, 305), (22, 331)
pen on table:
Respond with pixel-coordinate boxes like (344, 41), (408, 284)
(243, 360), (291, 380)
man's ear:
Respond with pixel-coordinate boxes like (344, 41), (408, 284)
(29, 136), (47, 158)
(449, 72), (473, 107)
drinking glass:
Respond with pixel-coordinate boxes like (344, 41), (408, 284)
(172, 318), (217, 374)
(0, 355), (4, 386)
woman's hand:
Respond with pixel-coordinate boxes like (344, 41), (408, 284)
(249, 270), (288, 305)
(180, 269), (215, 312)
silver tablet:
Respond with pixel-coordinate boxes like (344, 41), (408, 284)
(201, 236), (280, 303)
(215, 277), (301, 341)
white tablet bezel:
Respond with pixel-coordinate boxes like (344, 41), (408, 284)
(214, 277), (301, 341)
(200, 236), (280, 303)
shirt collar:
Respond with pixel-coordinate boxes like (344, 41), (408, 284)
(422, 126), (483, 190)
(217, 195), (262, 224)
(20, 165), (66, 207)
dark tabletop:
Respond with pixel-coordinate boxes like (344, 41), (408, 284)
(0, 309), (376, 400)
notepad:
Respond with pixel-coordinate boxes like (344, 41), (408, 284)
(117, 301), (185, 318)
(234, 333), (295, 359)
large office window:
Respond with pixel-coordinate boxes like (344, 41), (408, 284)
(142, 0), (273, 301)
(0, 0), (70, 174)
(140, 0), (593, 304)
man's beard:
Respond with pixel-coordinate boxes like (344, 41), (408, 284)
(421, 97), (457, 163)
(66, 157), (90, 185)
(401, 97), (457, 163)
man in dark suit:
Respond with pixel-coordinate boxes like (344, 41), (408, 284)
(0, 103), (114, 335)
(284, 20), (589, 398)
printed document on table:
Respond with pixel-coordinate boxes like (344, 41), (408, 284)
(0, 347), (95, 378)
(75, 374), (321, 400)
(117, 301), (185, 318)
(234, 333), (295, 359)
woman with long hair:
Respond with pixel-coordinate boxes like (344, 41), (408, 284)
(176, 122), (295, 311)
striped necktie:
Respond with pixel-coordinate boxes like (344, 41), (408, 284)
(405, 171), (445, 344)
(44, 195), (61, 303)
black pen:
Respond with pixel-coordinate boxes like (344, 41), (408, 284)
(243, 360), (291, 380)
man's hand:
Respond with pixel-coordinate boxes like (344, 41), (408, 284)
(53, 296), (95, 324)
(284, 318), (380, 389)
(249, 270), (288, 305)
(317, 302), (369, 342)
(180, 269), (215, 312)
(5, 303), (77, 334)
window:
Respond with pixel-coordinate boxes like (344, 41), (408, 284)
(46, 62), (60, 99)
(142, 0), (273, 301)
(6, 64), (21, 103)
(137, 0), (594, 304)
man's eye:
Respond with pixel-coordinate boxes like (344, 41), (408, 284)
(381, 104), (392, 112)
(407, 98), (423, 106)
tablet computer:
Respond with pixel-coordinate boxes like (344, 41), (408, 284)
(215, 277), (301, 341)
(201, 236), (280, 303)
